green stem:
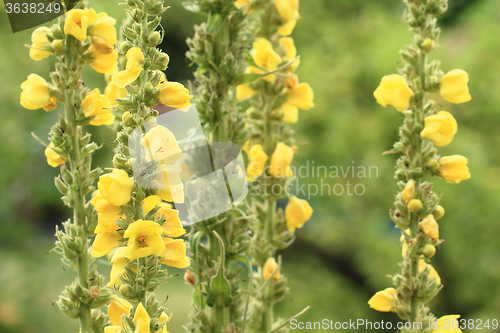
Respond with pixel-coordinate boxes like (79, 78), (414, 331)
(264, 199), (275, 248)
(262, 299), (274, 332)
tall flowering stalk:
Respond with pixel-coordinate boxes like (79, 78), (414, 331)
(234, 0), (314, 331)
(369, 0), (472, 331)
(21, 2), (120, 332)
(183, 0), (255, 331)
(89, 0), (193, 332)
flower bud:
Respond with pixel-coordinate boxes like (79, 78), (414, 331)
(408, 199), (423, 213)
(119, 284), (131, 297)
(401, 179), (415, 204)
(184, 270), (196, 286)
(421, 38), (435, 53)
(122, 111), (135, 126)
(427, 159), (440, 171)
(52, 39), (65, 53)
(149, 31), (161, 45)
(120, 41), (133, 54)
(158, 52), (170, 69)
(433, 205), (445, 220)
(422, 245), (436, 258)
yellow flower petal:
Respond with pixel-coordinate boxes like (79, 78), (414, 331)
(45, 142), (67, 168)
(440, 69), (471, 104)
(133, 303), (151, 333)
(421, 111), (457, 147)
(285, 196), (313, 232)
(268, 142), (294, 178)
(368, 288), (397, 312)
(438, 155), (471, 184)
(124, 220), (165, 260)
(374, 74), (414, 112)
(158, 81), (193, 109)
(107, 296), (132, 326)
(263, 257), (280, 281)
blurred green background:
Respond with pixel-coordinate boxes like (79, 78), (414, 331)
(1, 0), (500, 332)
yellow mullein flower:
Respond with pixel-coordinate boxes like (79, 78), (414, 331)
(91, 224), (123, 258)
(45, 142), (67, 167)
(374, 74), (414, 112)
(246, 144), (269, 181)
(82, 88), (115, 126)
(275, 102), (298, 123)
(278, 19), (297, 36)
(124, 219), (165, 260)
(97, 169), (134, 206)
(268, 142), (294, 177)
(64, 8), (97, 41)
(234, 0), (250, 13)
(263, 257), (280, 281)
(158, 208), (186, 237)
(420, 111), (457, 147)
(142, 125), (182, 163)
(433, 315), (462, 333)
(159, 237), (190, 268)
(105, 80), (127, 106)
(108, 296), (132, 326)
(112, 47), (144, 88)
(30, 27), (52, 60)
(368, 288), (397, 312)
(400, 229), (411, 257)
(20, 74), (56, 111)
(250, 38), (282, 82)
(158, 312), (169, 333)
(236, 84), (257, 100)
(104, 326), (122, 333)
(286, 82), (314, 110)
(438, 155), (471, 184)
(275, 0), (299, 21)
(143, 195), (161, 215)
(107, 247), (128, 287)
(285, 196), (313, 232)
(156, 164), (185, 204)
(90, 46), (119, 75)
(89, 12), (117, 46)
(91, 190), (122, 227)
(279, 37), (300, 72)
(419, 259), (441, 284)
(440, 69), (471, 104)
(133, 302), (150, 333)
(420, 214), (439, 241)
(401, 179), (415, 204)
(158, 81), (193, 109)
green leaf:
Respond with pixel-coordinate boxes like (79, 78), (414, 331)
(206, 12), (225, 34)
(206, 231), (232, 307)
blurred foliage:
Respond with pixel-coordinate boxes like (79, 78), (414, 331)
(1, 0), (499, 332)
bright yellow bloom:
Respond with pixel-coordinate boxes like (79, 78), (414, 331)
(278, 19), (297, 36)
(107, 247), (128, 287)
(158, 312), (169, 333)
(104, 326), (122, 333)
(279, 37), (299, 72)
(374, 74), (414, 112)
(401, 179), (415, 204)
(432, 315), (462, 333)
(97, 169), (134, 206)
(45, 142), (67, 167)
(158, 208), (186, 237)
(133, 302), (150, 333)
(90, 46), (119, 75)
(108, 296), (132, 326)
(91, 225), (123, 258)
(263, 257), (280, 281)
(30, 27), (52, 60)
(250, 38), (282, 82)
(275, 0), (299, 21)
(159, 237), (190, 268)
(82, 88), (115, 126)
(124, 219), (165, 260)
(286, 82), (314, 110)
(156, 164), (185, 204)
(158, 81), (193, 109)
(89, 12), (117, 46)
(368, 288), (397, 312)
(285, 196), (313, 232)
(105, 80), (127, 106)
(275, 102), (298, 123)
(91, 190), (122, 227)
(236, 84), (257, 100)
(64, 8), (97, 41)
(439, 155), (471, 184)
(246, 145), (269, 181)
(419, 259), (441, 284)
(142, 125), (182, 163)
(420, 214), (439, 241)
(440, 69), (471, 104)
(20, 74), (55, 111)
(143, 195), (161, 216)
(112, 47), (144, 88)
(421, 111), (457, 147)
(268, 142), (294, 178)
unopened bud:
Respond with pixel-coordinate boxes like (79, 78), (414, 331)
(408, 199), (423, 213)
(427, 159), (440, 171)
(122, 111), (134, 126)
(52, 39), (65, 52)
(184, 270), (196, 286)
(421, 38), (435, 53)
(119, 284), (131, 297)
(158, 52), (170, 69)
(422, 245), (436, 258)
(120, 41), (133, 54)
(149, 31), (161, 45)
(432, 205), (445, 220)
